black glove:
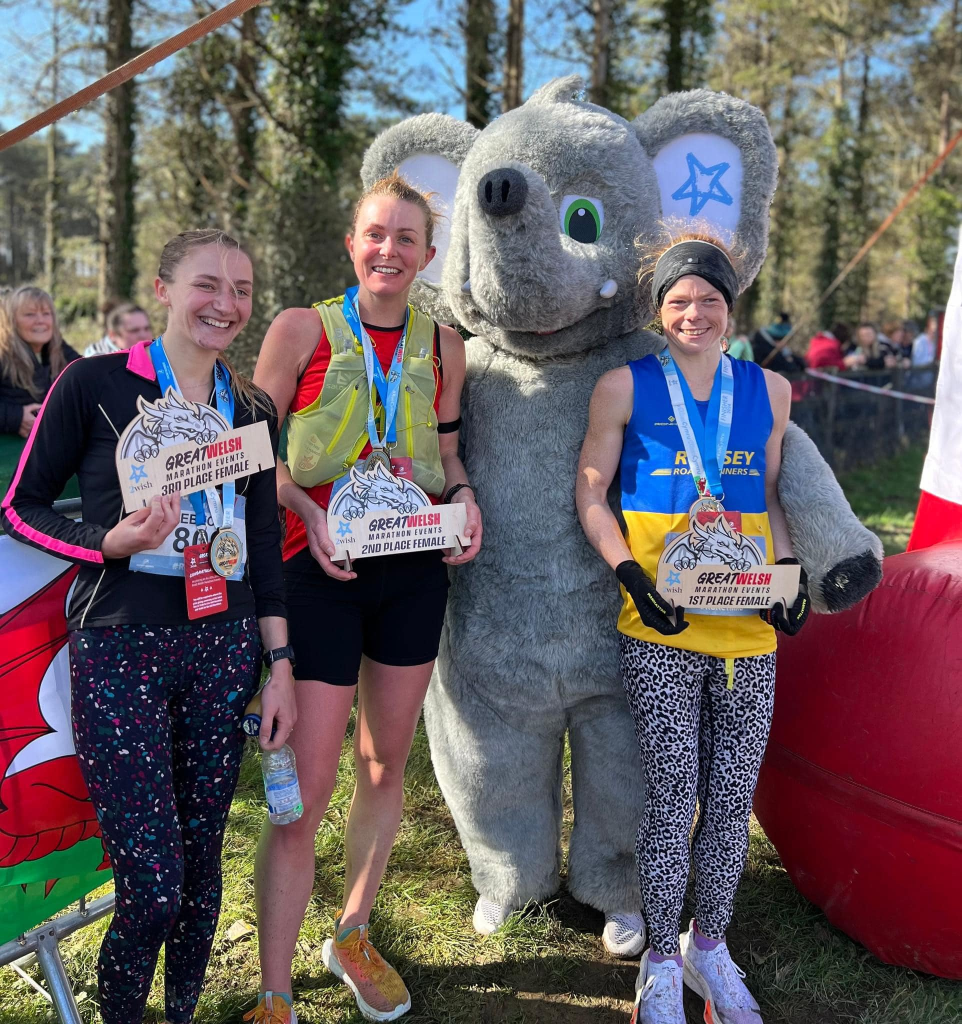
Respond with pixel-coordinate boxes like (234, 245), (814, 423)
(759, 557), (810, 636)
(616, 560), (689, 636)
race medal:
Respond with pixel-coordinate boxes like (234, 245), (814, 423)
(362, 448), (393, 474)
(184, 543), (228, 619)
(209, 528), (243, 579)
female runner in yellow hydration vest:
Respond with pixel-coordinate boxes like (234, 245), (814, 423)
(248, 172), (482, 1024)
(576, 235), (809, 1024)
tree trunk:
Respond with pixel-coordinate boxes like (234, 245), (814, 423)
(502, 0), (524, 112)
(588, 0), (612, 107)
(849, 48), (872, 318)
(770, 77), (797, 311)
(663, 0), (685, 93)
(938, 0), (961, 153)
(99, 0), (137, 304)
(44, 1), (61, 295)
(465, 0), (496, 128)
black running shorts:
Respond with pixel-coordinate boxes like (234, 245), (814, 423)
(283, 546), (450, 685)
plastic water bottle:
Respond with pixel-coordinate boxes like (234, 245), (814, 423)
(262, 745), (303, 825)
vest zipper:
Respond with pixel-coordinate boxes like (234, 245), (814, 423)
(326, 383), (361, 454)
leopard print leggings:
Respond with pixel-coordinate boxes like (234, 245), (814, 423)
(620, 635), (776, 955)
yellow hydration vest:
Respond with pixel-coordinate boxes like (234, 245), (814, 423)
(286, 296), (445, 496)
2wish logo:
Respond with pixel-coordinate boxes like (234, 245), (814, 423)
(117, 389), (229, 463)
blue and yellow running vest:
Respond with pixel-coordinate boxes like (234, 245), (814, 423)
(618, 353), (777, 657)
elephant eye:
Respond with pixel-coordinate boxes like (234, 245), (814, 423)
(560, 195), (604, 243)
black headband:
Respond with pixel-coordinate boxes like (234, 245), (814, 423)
(652, 240), (739, 312)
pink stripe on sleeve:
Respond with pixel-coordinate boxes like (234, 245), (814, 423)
(1, 361), (104, 563)
(2, 505), (104, 564)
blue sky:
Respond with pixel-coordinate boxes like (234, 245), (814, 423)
(0, 0), (581, 151)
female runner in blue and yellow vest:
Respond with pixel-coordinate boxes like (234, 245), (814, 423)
(576, 237), (809, 1024)
(248, 172), (482, 1024)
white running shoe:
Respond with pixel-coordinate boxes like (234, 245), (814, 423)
(472, 895), (511, 935)
(680, 920), (763, 1023)
(602, 910), (646, 958)
(630, 950), (686, 1024)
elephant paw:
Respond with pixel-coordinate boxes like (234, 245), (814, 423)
(818, 550), (883, 612)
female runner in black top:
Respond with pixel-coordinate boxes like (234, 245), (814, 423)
(1, 230), (295, 1024)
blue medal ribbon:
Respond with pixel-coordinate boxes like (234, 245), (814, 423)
(341, 286), (411, 450)
(149, 336), (236, 528)
(659, 350), (734, 500)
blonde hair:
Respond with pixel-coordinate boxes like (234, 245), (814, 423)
(157, 230), (272, 416)
(0, 286), (69, 397)
(351, 171), (440, 249)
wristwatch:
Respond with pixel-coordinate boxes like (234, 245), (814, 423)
(263, 645), (296, 670)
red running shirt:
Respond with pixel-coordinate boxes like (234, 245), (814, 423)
(282, 320), (442, 561)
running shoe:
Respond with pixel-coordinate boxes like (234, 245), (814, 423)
(321, 921), (411, 1022)
(602, 910), (647, 958)
(243, 991), (297, 1024)
(680, 919), (763, 1023)
(630, 949), (686, 1024)
(472, 894), (511, 935)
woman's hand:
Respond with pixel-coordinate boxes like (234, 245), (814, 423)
(101, 493), (181, 559)
(19, 403), (41, 439)
(258, 663), (297, 751)
(444, 493), (482, 565)
(305, 504), (356, 580)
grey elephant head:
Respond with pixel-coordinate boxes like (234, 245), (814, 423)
(362, 75), (778, 360)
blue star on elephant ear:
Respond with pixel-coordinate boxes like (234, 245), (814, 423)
(671, 153), (734, 216)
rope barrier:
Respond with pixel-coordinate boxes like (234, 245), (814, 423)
(804, 368), (936, 405)
(761, 120), (962, 368)
(0, 0), (264, 154)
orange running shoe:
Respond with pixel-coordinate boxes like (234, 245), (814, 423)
(321, 920), (411, 1021)
(243, 991), (297, 1024)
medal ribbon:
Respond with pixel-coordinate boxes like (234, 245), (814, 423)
(659, 350), (734, 500)
(149, 336), (236, 528)
(341, 285), (412, 450)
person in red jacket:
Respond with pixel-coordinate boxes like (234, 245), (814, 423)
(806, 323), (850, 371)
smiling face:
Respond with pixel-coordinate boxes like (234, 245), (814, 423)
(154, 243), (252, 353)
(660, 275), (728, 357)
(346, 196), (435, 302)
(15, 301), (55, 352)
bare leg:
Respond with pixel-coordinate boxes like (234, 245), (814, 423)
(339, 657), (434, 928)
(255, 680), (356, 994)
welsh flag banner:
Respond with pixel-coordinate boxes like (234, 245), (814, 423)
(0, 536), (110, 945)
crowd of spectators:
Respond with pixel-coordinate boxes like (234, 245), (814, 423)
(0, 289), (153, 437)
(726, 310), (941, 375)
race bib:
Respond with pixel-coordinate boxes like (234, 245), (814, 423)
(129, 495), (247, 581)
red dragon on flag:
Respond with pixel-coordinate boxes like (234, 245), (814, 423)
(0, 536), (111, 945)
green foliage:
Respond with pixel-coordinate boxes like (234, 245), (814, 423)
(910, 183), (960, 317)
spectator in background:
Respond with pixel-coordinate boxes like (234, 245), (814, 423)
(83, 303), (153, 356)
(725, 316), (754, 360)
(0, 285), (80, 438)
(882, 319), (912, 363)
(806, 322), (850, 371)
(912, 313), (939, 366)
(751, 312), (802, 373)
(844, 322), (893, 371)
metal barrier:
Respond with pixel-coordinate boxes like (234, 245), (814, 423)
(0, 894), (114, 1022)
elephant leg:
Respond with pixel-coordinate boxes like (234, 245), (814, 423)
(565, 693), (644, 915)
(423, 673), (566, 910)
(779, 421), (883, 612)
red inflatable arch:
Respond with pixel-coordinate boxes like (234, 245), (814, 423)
(754, 542), (962, 978)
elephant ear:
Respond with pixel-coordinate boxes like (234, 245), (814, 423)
(361, 114), (478, 318)
(632, 90), (778, 293)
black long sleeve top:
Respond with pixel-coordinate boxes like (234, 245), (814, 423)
(0, 341), (285, 630)
(0, 342), (81, 434)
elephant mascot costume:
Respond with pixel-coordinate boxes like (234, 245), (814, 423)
(361, 76), (882, 954)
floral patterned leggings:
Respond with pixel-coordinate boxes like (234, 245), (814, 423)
(70, 618), (261, 1024)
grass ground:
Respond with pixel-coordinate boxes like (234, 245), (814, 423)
(4, 445), (958, 1024)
